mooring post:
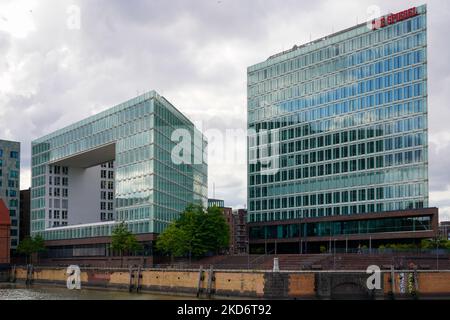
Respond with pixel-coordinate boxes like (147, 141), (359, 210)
(136, 265), (142, 293)
(207, 265), (215, 299)
(26, 264), (34, 285)
(128, 265), (134, 292)
(196, 265), (204, 298)
(390, 265), (395, 299)
(10, 264), (16, 283)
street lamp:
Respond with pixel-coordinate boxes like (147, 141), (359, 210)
(435, 236), (441, 270)
(333, 239), (337, 270)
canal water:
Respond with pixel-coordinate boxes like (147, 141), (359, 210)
(0, 283), (195, 300)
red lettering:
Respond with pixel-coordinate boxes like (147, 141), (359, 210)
(372, 7), (417, 30)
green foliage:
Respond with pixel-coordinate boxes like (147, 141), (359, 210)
(17, 235), (46, 263)
(156, 204), (230, 258)
(379, 239), (450, 251)
(111, 222), (143, 256)
(420, 238), (450, 249)
(319, 245), (327, 253)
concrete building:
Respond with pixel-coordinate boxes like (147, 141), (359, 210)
(247, 5), (438, 253)
(31, 91), (208, 258)
(19, 188), (31, 240)
(0, 139), (20, 250)
(0, 199), (11, 265)
(208, 199), (248, 254)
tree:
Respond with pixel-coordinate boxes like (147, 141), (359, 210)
(111, 222), (143, 267)
(156, 204), (230, 261)
(17, 235), (46, 264)
(421, 238), (450, 250)
(155, 223), (189, 263)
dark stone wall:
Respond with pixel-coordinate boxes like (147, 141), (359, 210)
(315, 272), (384, 299)
(263, 273), (290, 299)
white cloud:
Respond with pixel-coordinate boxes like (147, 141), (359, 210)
(0, 0), (37, 39)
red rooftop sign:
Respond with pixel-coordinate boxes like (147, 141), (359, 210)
(372, 7), (418, 30)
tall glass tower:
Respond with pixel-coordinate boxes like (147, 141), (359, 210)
(247, 5), (436, 253)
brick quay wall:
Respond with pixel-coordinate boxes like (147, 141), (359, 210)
(10, 266), (450, 299)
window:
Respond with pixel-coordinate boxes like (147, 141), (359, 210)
(10, 151), (19, 159)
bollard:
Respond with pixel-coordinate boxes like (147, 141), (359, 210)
(273, 258), (280, 272)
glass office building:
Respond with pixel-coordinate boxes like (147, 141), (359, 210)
(0, 140), (20, 250)
(247, 5), (436, 252)
(31, 91), (207, 247)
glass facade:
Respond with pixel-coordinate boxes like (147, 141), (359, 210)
(247, 5), (428, 224)
(0, 139), (20, 249)
(31, 91), (207, 240)
(249, 215), (432, 240)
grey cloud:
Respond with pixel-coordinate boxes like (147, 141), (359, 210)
(1, 0), (450, 214)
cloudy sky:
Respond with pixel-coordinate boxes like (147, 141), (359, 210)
(0, 0), (449, 220)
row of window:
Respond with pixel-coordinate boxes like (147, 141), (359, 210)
(251, 131), (425, 165)
(250, 150), (424, 187)
(48, 209), (68, 220)
(248, 200), (426, 222)
(101, 212), (114, 221)
(49, 165), (69, 175)
(249, 215), (431, 239)
(249, 182), (425, 210)
(49, 187), (68, 197)
(0, 150), (19, 159)
(48, 176), (68, 186)
(251, 96), (425, 138)
(100, 180), (114, 190)
(250, 116), (426, 158)
(248, 13), (425, 83)
(249, 165), (426, 198)
(249, 48), (425, 100)
(100, 202), (114, 211)
(250, 78), (426, 123)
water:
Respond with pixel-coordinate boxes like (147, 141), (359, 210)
(0, 283), (196, 300)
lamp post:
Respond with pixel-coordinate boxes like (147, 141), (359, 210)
(247, 240), (250, 270)
(333, 239), (337, 270)
(435, 236), (440, 271)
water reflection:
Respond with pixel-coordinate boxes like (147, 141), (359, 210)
(0, 283), (195, 300)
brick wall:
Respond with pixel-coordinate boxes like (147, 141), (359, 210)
(12, 267), (450, 299)
(0, 199), (11, 265)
